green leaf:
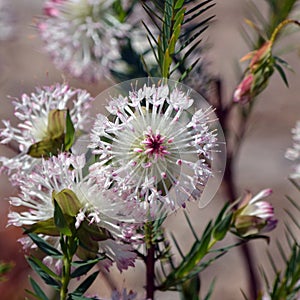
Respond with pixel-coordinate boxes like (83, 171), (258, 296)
(162, 48), (172, 78)
(274, 62), (289, 87)
(53, 199), (73, 236)
(184, 211), (198, 241)
(27, 233), (62, 258)
(203, 278), (216, 300)
(71, 271), (100, 296)
(64, 110), (75, 151)
(29, 277), (49, 300)
(212, 213), (233, 241)
(175, 0), (185, 10)
(180, 274), (200, 300)
(27, 256), (60, 289)
(71, 258), (103, 278)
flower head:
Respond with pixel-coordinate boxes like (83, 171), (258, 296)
(0, 83), (93, 179)
(89, 81), (219, 221)
(37, 0), (134, 81)
(285, 120), (300, 178)
(8, 152), (137, 271)
(233, 189), (277, 237)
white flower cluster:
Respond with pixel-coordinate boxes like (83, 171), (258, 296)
(0, 83), (93, 178)
(0, 79), (222, 271)
(37, 0), (147, 81)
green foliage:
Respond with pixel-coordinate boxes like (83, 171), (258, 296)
(0, 261), (14, 282)
(245, 0), (298, 48)
(26, 201), (105, 300)
(70, 271), (100, 297)
(27, 277), (49, 300)
(157, 204), (233, 292)
(259, 180), (300, 299)
(27, 233), (62, 258)
(142, 0), (215, 80)
(180, 274), (200, 300)
(263, 0), (298, 43)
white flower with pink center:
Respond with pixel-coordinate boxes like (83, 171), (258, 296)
(0, 83), (93, 178)
(89, 81), (220, 219)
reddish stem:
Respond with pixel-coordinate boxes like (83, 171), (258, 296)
(146, 244), (156, 299)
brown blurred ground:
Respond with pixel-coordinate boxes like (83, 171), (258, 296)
(1, 1), (300, 299)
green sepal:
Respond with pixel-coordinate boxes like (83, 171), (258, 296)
(234, 215), (266, 237)
(76, 223), (104, 260)
(27, 135), (64, 158)
(24, 218), (60, 236)
(64, 109), (75, 151)
(47, 109), (66, 138)
(27, 109), (77, 158)
(52, 189), (82, 217)
(78, 221), (111, 241)
(53, 199), (73, 236)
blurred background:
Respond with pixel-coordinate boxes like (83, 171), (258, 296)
(0, 0), (300, 299)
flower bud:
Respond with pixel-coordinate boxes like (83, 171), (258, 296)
(232, 189), (277, 237)
(233, 74), (254, 103)
(233, 41), (273, 104)
(249, 41), (272, 72)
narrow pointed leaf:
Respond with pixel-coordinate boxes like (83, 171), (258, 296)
(27, 256), (60, 288)
(27, 233), (62, 258)
(29, 277), (49, 300)
(274, 62), (289, 87)
(71, 258), (103, 278)
(72, 271), (100, 296)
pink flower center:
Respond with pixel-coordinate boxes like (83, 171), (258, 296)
(142, 130), (169, 159)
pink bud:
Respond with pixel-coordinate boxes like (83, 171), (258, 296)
(233, 74), (254, 104)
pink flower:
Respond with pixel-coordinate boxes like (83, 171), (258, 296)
(233, 189), (277, 236)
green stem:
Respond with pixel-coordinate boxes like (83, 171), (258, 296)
(270, 19), (300, 45)
(60, 235), (74, 300)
